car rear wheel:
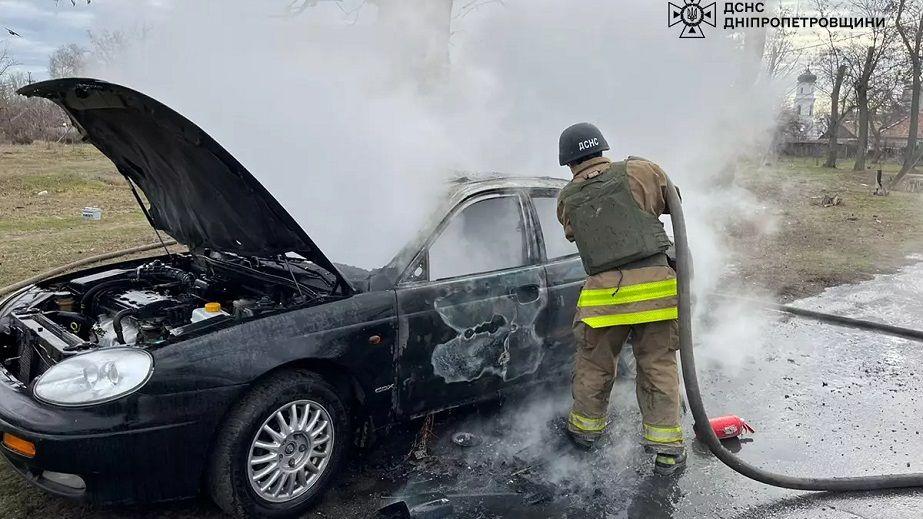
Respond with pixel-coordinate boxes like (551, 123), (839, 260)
(207, 370), (350, 518)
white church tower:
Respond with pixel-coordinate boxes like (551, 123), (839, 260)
(794, 69), (817, 138)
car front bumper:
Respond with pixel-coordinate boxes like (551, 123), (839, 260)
(0, 364), (244, 504)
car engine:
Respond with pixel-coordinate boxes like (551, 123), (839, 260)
(0, 252), (339, 384)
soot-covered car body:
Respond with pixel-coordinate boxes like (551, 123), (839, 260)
(0, 79), (591, 517)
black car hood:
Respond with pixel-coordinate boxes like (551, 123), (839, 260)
(19, 78), (351, 291)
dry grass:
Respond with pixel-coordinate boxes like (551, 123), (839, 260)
(729, 156), (923, 301)
(0, 143), (164, 287)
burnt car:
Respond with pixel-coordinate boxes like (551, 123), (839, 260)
(0, 79), (591, 518)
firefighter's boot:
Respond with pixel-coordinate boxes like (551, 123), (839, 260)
(566, 428), (598, 451)
(653, 449), (687, 476)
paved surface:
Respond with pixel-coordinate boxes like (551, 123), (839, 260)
(373, 261), (923, 518)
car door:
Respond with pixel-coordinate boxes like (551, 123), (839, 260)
(528, 189), (585, 374)
(394, 190), (548, 418)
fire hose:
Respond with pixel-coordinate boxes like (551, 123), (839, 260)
(666, 178), (923, 490)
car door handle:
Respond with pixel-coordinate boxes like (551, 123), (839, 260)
(512, 284), (541, 303)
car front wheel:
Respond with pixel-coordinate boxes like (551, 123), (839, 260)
(207, 370), (350, 518)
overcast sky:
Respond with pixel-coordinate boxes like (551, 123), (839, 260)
(0, 0), (823, 81)
(0, 0), (383, 79)
(0, 0), (189, 78)
(0, 0), (104, 78)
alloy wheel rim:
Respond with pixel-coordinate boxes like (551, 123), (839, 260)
(247, 399), (334, 503)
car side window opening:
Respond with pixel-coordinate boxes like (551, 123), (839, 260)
(428, 195), (528, 281)
(532, 195), (579, 260)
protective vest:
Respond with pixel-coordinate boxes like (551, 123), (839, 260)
(559, 160), (672, 276)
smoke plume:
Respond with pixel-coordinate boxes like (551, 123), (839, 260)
(77, 0), (798, 510)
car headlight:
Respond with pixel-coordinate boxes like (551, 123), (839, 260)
(33, 348), (153, 407)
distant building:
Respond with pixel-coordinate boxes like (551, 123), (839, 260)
(784, 71), (918, 162)
(878, 84), (923, 154)
(793, 69), (817, 138)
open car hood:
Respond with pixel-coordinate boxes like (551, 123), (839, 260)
(19, 78), (351, 292)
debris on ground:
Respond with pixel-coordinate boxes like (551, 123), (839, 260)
(511, 473), (555, 505)
(409, 414), (437, 461)
(451, 431), (481, 448)
(376, 494), (454, 519)
(81, 206), (102, 220)
(810, 194), (843, 207)
(873, 170), (889, 196)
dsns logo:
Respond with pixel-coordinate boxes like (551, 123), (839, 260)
(578, 138), (600, 151)
(668, 0), (716, 38)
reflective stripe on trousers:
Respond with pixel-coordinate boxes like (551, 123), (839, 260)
(582, 307), (678, 328)
(568, 410), (607, 433)
(643, 423), (683, 443)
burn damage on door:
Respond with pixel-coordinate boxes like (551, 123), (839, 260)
(430, 282), (548, 383)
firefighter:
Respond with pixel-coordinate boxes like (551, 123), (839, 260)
(556, 122), (685, 475)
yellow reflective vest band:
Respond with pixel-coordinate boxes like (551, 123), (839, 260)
(581, 307), (678, 328)
(577, 278), (677, 308)
(643, 423), (683, 443)
(568, 411), (607, 432)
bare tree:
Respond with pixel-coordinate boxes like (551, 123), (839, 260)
(813, 47), (853, 168)
(0, 71), (67, 143)
(762, 8), (801, 79)
(48, 43), (87, 78)
(0, 42), (75, 143)
(0, 46), (19, 141)
(826, 63), (850, 167)
(812, 0), (857, 168)
(866, 59), (904, 163)
(844, 0), (895, 171)
(87, 29), (128, 67)
(852, 47), (876, 170)
(0, 45), (14, 79)
(893, 0), (923, 186)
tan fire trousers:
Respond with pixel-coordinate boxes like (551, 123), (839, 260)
(568, 319), (683, 450)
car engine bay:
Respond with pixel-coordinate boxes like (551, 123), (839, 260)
(0, 251), (341, 384)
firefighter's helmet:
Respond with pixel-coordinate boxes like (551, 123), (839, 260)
(559, 122), (610, 166)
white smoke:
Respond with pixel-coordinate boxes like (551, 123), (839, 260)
(81, 0), (791, 505)
(87, 0), (780, 269)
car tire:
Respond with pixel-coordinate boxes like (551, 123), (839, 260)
(207, 369), (351, 518)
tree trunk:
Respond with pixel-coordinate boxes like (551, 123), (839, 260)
(853, 87), (869, 171)
(892, 5), (923, 188)
(869, 113), (883, 164)
(853, 47), (875, 171)
(894, 61), (922, 185)
(825, 65), (846, 168)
